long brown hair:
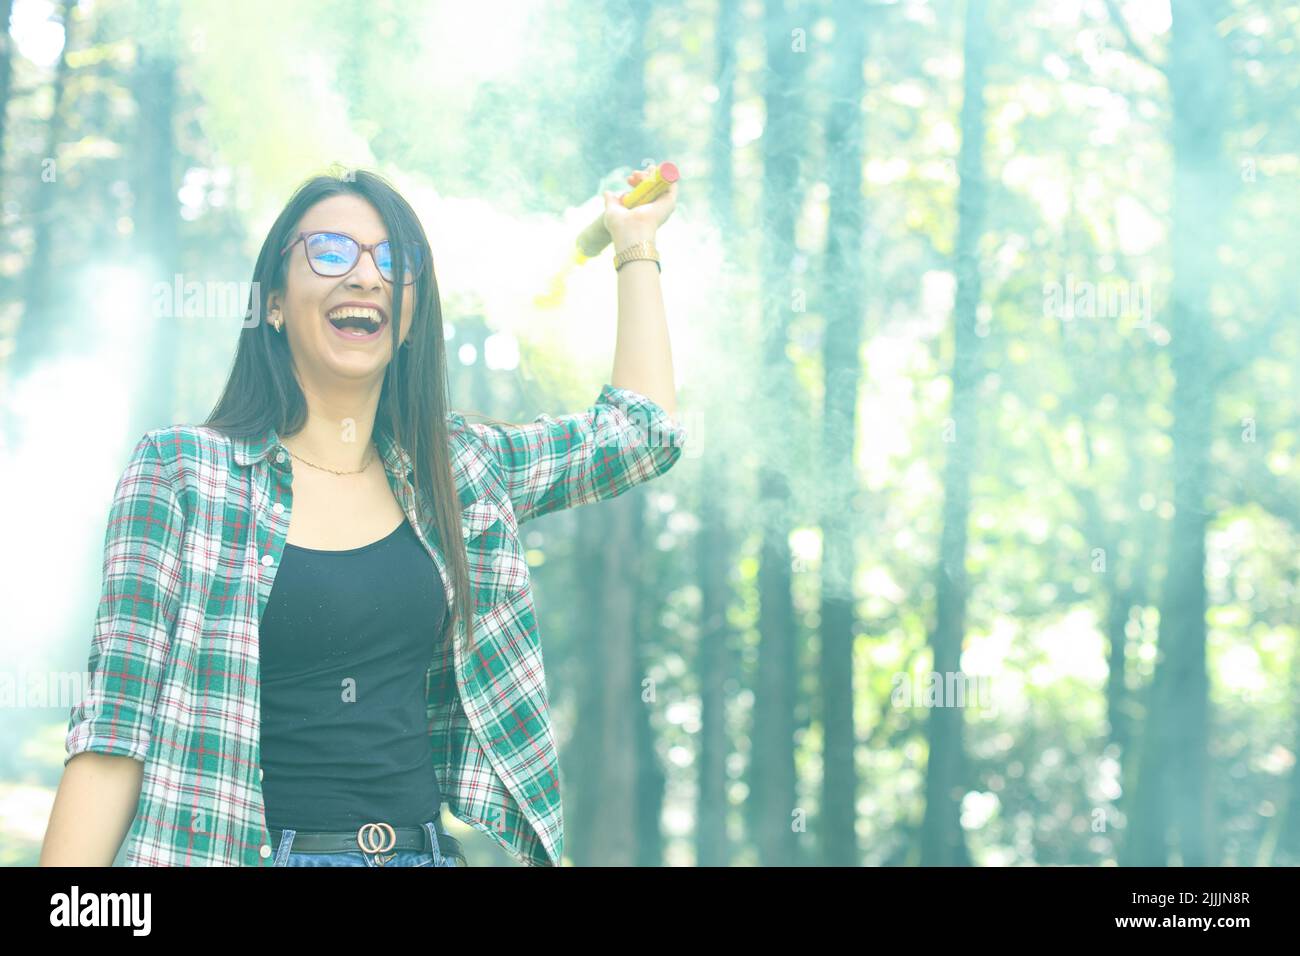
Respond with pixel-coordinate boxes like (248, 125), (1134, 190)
(203, 167), (513, 657)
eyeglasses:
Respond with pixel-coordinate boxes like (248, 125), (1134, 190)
(280, 230), (424, 285)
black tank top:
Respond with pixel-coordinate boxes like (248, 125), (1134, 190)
(258, 517), (449, 831)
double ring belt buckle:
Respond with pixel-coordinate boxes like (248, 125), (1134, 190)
(357, 822), (398, 866)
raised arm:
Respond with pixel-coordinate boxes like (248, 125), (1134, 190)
(603, 163), (679, 417)
(467, 166), (686, 525)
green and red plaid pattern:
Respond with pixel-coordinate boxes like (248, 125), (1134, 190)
(66, 383), (687, 866)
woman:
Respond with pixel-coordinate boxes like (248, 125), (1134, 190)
(41, 167), (685, 867)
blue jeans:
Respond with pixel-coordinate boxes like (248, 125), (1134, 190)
(272, 820), (460, 867)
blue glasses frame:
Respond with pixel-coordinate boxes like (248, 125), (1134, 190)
(280, 230), (424, 285)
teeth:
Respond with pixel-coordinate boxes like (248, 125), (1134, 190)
(327, 306), (384, 332)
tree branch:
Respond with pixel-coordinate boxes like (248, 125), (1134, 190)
(1102, 0), (1167, 77)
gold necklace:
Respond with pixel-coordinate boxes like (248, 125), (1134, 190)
(283, 442), (376, 475)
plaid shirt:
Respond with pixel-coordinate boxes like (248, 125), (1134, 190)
(65, 383), (686, 866)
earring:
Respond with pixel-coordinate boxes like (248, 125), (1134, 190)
(269, 310), (283, 332)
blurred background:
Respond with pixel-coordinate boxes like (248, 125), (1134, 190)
(1, 0), (1298, 866)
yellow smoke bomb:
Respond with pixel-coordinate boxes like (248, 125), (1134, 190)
(575, 161), (680, 262)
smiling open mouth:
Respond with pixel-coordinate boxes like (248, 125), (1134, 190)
(326, 305), (388, 338)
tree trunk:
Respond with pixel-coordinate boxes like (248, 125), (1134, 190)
(634, 518), (667, 867)
(0, 0), (16, 194)
(750, 0), (811, 867)
(129, 48), (181, 432)
(919, 0), (989, 868)
(817, 0), (869, 868)
(589, 493), (642, 864)
(13, 0), (76, 371)
(1122, 0), (1227, 867)
(694, 0), (741, 871)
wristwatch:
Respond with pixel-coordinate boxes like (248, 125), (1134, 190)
(613, 237), (661, 273)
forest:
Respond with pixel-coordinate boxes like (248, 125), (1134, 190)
(1, 0), (1297, 867)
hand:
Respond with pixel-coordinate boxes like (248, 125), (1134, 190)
(603, 162), (677, 247)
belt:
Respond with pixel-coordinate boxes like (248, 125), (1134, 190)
(271, 821), (466, 865)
